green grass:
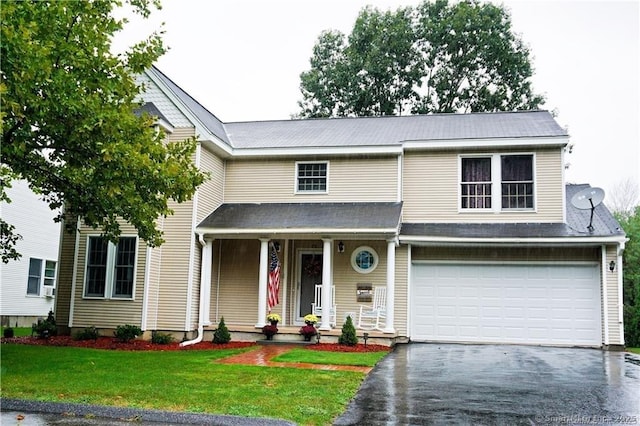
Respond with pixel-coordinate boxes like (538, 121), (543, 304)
(1, 344), (368, 425)
(1, 326), (32, 337)
(272, 348), (388, 367)
(627, 347), (640, 354)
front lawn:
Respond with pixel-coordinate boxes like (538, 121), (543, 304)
(273, 347), (387, 366)
(1, 326), (32, 337)
(627, 347), (640, 354)
(1, 344), (369, 425)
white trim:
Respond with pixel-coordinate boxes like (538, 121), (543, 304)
(295, 248), (323, 324)
(396, 154), (403, 202)
(350, 246), (379, 274)
(401, 235), (627, 246)
(184, 143), (202, 331)
(196, 227), (399, 235)
(141, 246), (152, 331)
(232, 145), (403, 158)
(412, 259), (600, 266)
(617, 242), (625, 343)
(81, 235), (138, 300)
(601, 245), (610, 345)
(281, 239), (289, 326)
(406, 244), (412, 340)
(403, 135), (569, 150)
(294, 161), (329, 195)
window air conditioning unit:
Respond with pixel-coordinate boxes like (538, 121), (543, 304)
(43, 287), (55, 298)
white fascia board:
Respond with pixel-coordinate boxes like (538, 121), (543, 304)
(230, 145), (403, 158)
(196, 227), (400, 236)
(402, 136), (569, 150)
(400, 235), (627, 246)
(144, 69), (232, 156)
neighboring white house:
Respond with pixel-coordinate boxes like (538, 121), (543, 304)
(1, 179), (60, 327)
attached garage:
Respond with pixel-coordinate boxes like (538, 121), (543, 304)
(410, 263), (602, 346)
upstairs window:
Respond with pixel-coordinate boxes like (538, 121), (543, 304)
(296, 162), (328, 193)
(85, 236), (137, 299)
(501, 155), (534, 209)
(460, 154), (535, 211)
(461, 157), (492, 209)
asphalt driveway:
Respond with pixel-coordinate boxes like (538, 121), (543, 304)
(335, 343), (640, 425)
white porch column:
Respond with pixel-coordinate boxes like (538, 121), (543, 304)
(320, 238), (333, 330)
(201, 239), (213, 326)
(255, 238), (269, 328)
(384, 239), (396, 333)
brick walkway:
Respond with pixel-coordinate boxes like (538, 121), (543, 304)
(216, 344), (372, 373)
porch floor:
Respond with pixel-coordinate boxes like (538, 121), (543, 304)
(216, 344), (372, 373)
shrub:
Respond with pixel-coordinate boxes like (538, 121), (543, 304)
(3, 327), (14, 338)
(338, 315), (358, 346)
(299, 324), (317, 340)
(33, 310), (57, 339)
(74, 326), (99, 341)
(213, 317), (231, 344)
(114, 324), (142, 343)
(151, 331), (174, 345)
(262, 324), (278, 339)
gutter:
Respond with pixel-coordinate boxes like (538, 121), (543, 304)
(180, 233), (207, 347)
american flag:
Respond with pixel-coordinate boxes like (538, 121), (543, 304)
(268, 242), (281, 311)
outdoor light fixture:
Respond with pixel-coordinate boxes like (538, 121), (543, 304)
(363, 332), (369, 347)
(609, 260), (616, 272)
(316, 331), (321, 344)
(273, 241), (281, 252)
(338, 241), (345, 253)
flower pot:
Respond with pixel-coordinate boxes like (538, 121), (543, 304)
(304, 335), (312, 341)
(266, 335), (273, 340)
(270, 321), (279, 326)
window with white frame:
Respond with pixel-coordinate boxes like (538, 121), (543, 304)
(26, 258), (57, 296)
(296, 162), (328, 193)
(84, 236), (136, 299)
(461, 157), (492, 209)
(460, 154), (534, 211)
(501, 155), (534, 209)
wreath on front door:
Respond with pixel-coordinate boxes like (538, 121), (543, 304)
(304, 257), (322, 277)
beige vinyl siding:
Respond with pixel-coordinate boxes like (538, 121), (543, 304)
(224, 156), (398, 203)
(72, 223), (146, 328)
(196, 145), (225, 224)
(394, 245), (409, 336)
(212, 239), (260, 325)
(411, 246), (599, 262)
(604, 244), (622, 345)
(54, 223), (77, 332)
(402, 148), (564, 222)
(143, 237), (163, 331)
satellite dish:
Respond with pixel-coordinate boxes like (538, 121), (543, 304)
(570, 187), (605, 232)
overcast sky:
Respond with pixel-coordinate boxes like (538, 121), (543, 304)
(115, 0), (639, 201)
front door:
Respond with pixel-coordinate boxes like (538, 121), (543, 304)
(298, 251), (323, 320)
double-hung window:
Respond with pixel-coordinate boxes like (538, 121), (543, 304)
(26, 258), (57, 296)
(460, 154), (534, 211)
(84, 236), (137, 299)
(296, 162), (328, 193)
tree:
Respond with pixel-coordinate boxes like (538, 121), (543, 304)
(609, 178), (640, 220)
(298, 0), (544, 118)
(1, 0), (206, 261)
(616, 206), (640, 347)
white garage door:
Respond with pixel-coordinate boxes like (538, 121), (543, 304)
(410, 263), (602, 346)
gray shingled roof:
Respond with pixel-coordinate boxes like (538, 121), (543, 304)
(224, 110), (567, 149)
(401, 184), (625, 240)
(150, 66), (230, 145)
(197, 202), (402, 232)
(135, 102), (172, 126)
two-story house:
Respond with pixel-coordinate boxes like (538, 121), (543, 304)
(54, 67), (627, 349)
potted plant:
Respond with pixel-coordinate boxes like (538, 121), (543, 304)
(267, 313), (281, 326)
(262, 324), (278, 340)
(300, 313), (318, 341)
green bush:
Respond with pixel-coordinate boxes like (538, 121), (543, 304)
(3, 327), (14, 338)
(213, 317), (231, 344)
(151, 331), (174, 345)
(338, 316), (358, 346)
(33, 310), (57, 339)
(114, 324), (142, 343)
(74, 326), (99, 341)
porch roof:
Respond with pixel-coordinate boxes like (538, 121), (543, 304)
(196, 202), (403, 237)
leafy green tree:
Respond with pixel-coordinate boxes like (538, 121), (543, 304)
(298, 0), (544, 118)
(617, 206), (640, 346)
(1, 0), (206, 258)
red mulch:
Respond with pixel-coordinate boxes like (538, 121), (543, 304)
(1, 336), (255, 351)
(2, 336), (390, 353)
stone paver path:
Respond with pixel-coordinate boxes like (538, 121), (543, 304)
(216, 344), (372, 373)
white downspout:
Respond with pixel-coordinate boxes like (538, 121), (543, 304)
(180, 234), (209, 347)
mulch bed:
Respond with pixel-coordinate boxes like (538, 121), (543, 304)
(1, 336), (390, 352)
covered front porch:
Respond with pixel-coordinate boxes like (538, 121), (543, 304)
(194, 202), (403, 338)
